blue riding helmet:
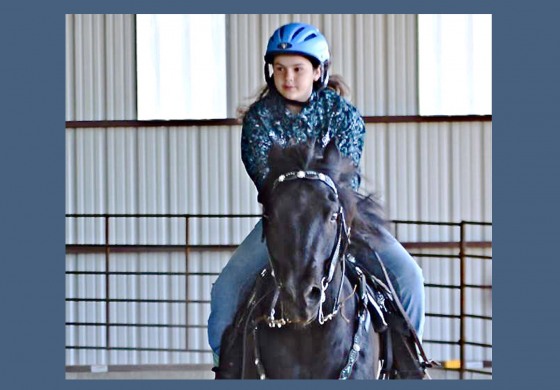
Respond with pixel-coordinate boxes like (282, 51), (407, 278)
(264, 23), (330, 89)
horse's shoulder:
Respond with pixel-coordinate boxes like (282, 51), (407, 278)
(230, 267), (274, 332)
(218, 267), (275, 379)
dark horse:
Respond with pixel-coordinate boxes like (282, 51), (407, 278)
(216, 139), (426, 379)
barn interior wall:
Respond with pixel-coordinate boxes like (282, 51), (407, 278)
(65, 14), (491, 375)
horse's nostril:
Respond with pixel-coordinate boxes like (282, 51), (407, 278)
(306, 286), (322, 303)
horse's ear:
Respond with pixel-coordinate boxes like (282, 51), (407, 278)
(324, 137), (341, 165)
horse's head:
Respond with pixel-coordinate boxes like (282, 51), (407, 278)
(259, 139), (359, 326)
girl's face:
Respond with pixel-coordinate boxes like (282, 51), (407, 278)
(272, 54), (321, 103)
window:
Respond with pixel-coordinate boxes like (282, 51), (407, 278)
(136, 14), (227, 120)
(418, 14), (492, 116)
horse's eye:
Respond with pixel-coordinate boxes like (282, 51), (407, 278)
(330, 212), (338, 222)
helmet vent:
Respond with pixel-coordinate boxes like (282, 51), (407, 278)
(279, 26), (286, 40)
(303, 33), (317, 42)
(291, 26), (306, 40)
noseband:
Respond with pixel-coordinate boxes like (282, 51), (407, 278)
(263, 170), (351, 327)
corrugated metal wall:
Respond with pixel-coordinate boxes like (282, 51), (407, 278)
(228, 14), (417, 117)
(66, 250), (232, 365)
(66, 126), (260, 246)
(65, 14), (137, 120)
(66, 122), (491, 366)
(66, 14), (417, 119)
(362, 121), (492, 242)
(66, 14), (491, 371)
(66, 123), (492, 224)
(413, 243), (492, 367)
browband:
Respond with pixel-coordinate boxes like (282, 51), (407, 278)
(271, 170), (338, 198)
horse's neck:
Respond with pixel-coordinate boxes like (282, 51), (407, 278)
(321, 274), (360, 344)
(257, 277), (358, 378)
(248, 269), (379, 379)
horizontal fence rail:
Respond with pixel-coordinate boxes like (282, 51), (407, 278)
(66, 214), (491, 378)
(65, 115), (492, 128)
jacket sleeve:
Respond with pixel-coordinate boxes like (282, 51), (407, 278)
(240, 108), (273, 192)
(329, 99), (366, 189)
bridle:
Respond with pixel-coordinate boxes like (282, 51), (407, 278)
(242, 170), (432, 379)
(262, 170), (351, 328)
(245, 169), (384, 379)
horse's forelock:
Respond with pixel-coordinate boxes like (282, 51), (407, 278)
(263, 141), (386, 242)
(268, 141), (320, 175)
(264, 141), (359, 198)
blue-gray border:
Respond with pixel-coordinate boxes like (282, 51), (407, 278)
(2, 0), (557, 389)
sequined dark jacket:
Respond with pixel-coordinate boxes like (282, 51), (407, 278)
(241, 88), (365, 192)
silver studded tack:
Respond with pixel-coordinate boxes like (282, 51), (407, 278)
(278, 174), (285, 182)
(353, 343), (361, 352)
(318, 173), (326, 181)
(297, 171), (305, 178)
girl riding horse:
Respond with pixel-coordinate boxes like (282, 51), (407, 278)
(208, 22), (426, 373)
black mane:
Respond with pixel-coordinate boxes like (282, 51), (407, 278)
(259, 139), (387, 252)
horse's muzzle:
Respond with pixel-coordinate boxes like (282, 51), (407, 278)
(279, 284), (323, 326)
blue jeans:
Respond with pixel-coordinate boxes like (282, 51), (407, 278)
(207, 219), (425, 358)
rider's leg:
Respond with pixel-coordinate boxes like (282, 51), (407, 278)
(368, 226), (425, 339)
(207, 219), (269, 364)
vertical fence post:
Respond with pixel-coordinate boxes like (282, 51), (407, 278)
(185, 216), (190, 352)
(459, 221), (467, 379)
(104, 215), (111, 361)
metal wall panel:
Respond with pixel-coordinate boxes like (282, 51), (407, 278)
(65, 15), (136, 120)
(66, 122), (491, 240)
(66, 253), (108, 365)
(66, 121), (491, 367)
(66, 246), (492, 367)
(66, 13), (491, 371)
(227, 14), (418, 117)
(412, 244), (492, 368)
(66, 126), (262, 246)
(66, 250), (232, 365)
(66, 14), (417, 120)
(362, 121), (493, 242)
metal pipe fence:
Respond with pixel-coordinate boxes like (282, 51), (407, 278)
(393, 219), (492, 378)
(66, 214), (492, 378)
